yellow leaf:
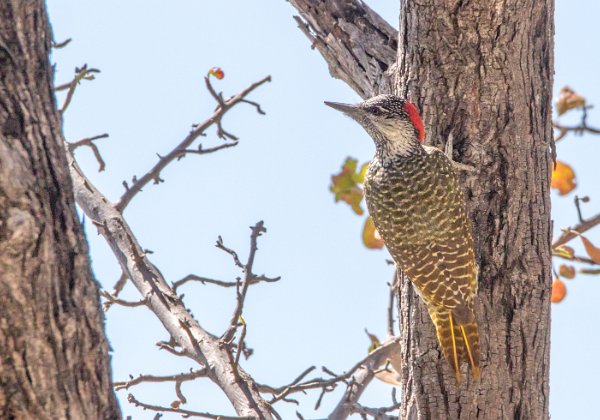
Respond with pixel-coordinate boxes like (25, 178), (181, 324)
(555, 86), (586, 116)
(580, 235), (600, 263)
(551, 161), (576, 195)
(551, 278), (567, 303)
(362, 216), (385, 249)
(559, 264), (576, 279)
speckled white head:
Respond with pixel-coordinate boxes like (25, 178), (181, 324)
(325, 94), (425, 158)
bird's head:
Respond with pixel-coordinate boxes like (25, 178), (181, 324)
(325, 94), (425, 157)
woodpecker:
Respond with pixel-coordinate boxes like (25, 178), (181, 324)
(325, 95), (480, 382)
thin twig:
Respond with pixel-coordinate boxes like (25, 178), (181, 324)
(176, 142), (239, 161)
(52, 38), (72, 49)
(347, 400), (402, 419)
(68, 133), (109, 172)
(127, 394), (248, 420)
(101, 290), (147, 311)
(113, 272), (129, 297)
(59, 64), (101, 114)
(222, 222), (267, 343)
(574, 195), (588, 224)
(553, 121), (600, 142)
(172, 273), (280, 294)
(115, 75), (271, 212)
(114, 369), (207, 391)
(234, 321), (247, 368)
(264, 336), (401, 405)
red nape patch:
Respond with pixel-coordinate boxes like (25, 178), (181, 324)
(402, 101), (425, 142)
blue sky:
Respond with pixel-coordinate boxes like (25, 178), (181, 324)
(47, 1), (600, 419)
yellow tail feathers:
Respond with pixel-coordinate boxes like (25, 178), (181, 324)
(428, 307), (480, 383)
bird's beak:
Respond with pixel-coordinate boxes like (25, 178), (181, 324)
(324, 101), (360, 117)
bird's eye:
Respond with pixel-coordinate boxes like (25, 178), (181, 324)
(367, 106), (383, 116)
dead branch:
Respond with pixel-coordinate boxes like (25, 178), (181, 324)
(220, 222), (268, 343)
(114, 369), (207, 391)
(553, 120), (600, 143)
(101, 290), (147, 311)
(126, 393), (248, 420)
(176, 141), (239, 160)
(345, 400), (402, 419)
(68, 133), (109, 171)
(172, 273), (280, 294)
(113, 272), (129, 297)
(261, 336), (400, 408)
(115, 75), (271, 212)
(66, 148), (274, 418)
(52, 38), (72, 49)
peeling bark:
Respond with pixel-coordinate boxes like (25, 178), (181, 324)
(290, 0), (397, 98)
(0, 1), (120, 418)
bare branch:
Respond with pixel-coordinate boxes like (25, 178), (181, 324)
(126, 394), (248, 420)
(222, 222), (267, 343)
(553, 120), (600, 142)
(113, 271), (129, 297)
(68, 133), (109, 172)
(289, 0), (397, 98)
(263, 336), (400, 406)
(114, 369), (207, 391)
(177, 142), (239, 160)
(101, 290), (147, 311)
(115, 75), (271, 212)
(234, 320), (247, 368)
(52, 38), (72, 49)
(345, 400), (402, 419)
(66, 147), (273, 418)
(172, 273), (280, 294)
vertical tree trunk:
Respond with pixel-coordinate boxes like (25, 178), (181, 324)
(396, 1), (554, 418)
(0, 1), (121, 418)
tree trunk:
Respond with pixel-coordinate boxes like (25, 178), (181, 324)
(396, 1), (554, 418)
(290, 0), (554, 418)
(0, 1), (121, 419)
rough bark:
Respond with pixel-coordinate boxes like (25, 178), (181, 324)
(396, 1), (553, 418)
(289, 0), (554, 419)
(290, 0), (397, 98)
(0, 1), (121, 419)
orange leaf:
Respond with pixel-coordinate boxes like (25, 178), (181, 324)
(551, 278), (567, 303)
(551, 161), (576, 195)
(171, 400), (181, 409)
(555, 86), (586, 116)
(362, 216), (385, 249)
(208, 66), (225, 80)
(580, 235), (600, 263)
(559, 264), (576, 279)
